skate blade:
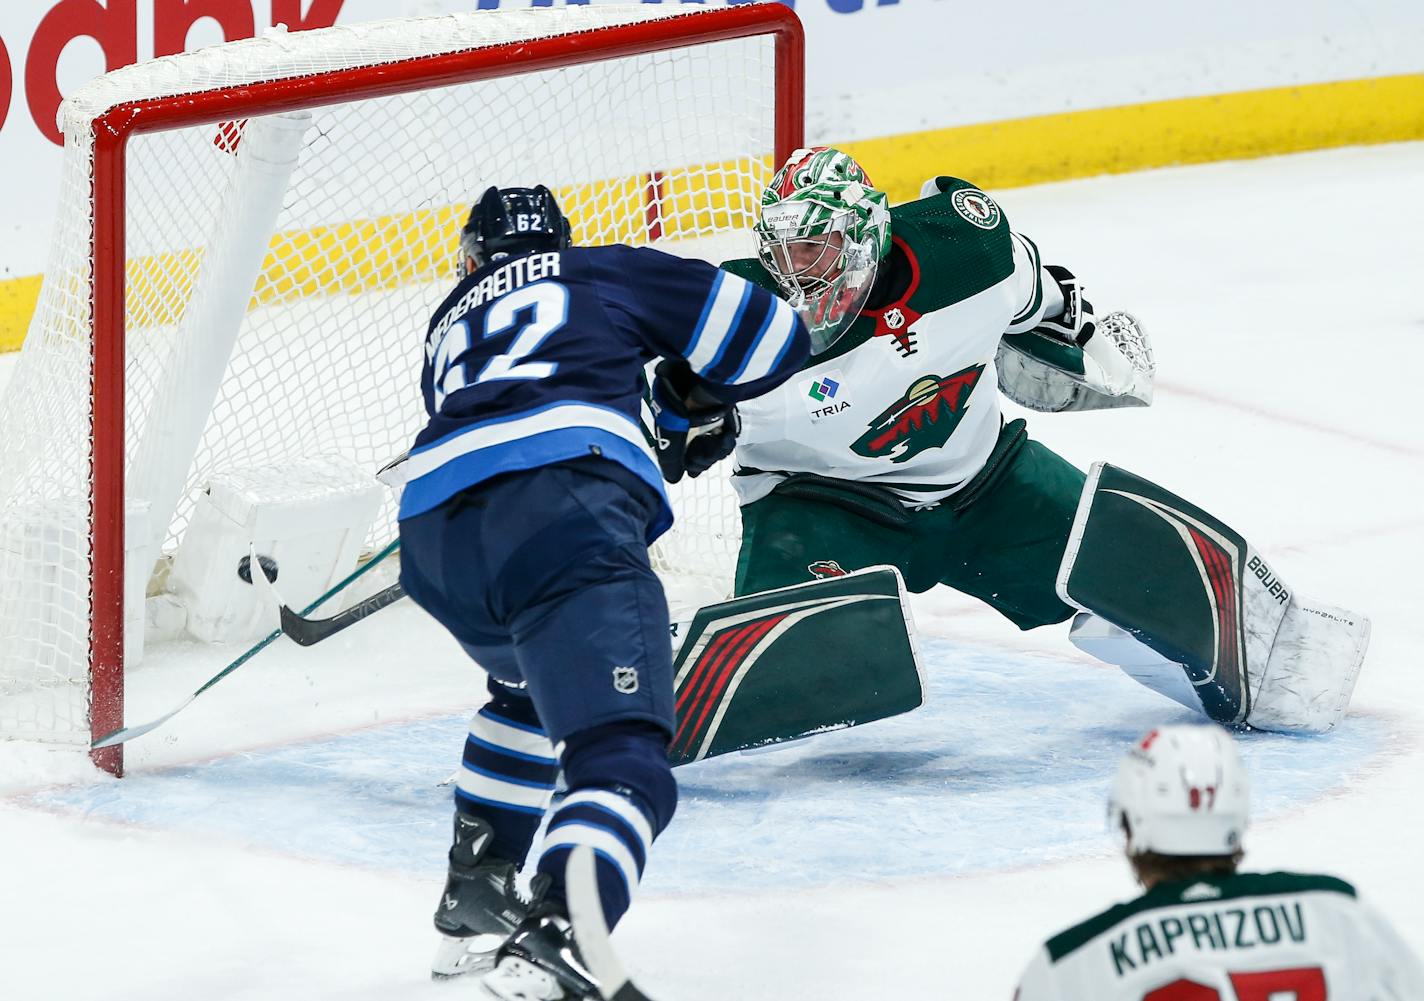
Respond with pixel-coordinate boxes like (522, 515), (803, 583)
(431, 932), (504, 981)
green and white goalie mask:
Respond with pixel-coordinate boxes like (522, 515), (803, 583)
(756, 147), (890, 353)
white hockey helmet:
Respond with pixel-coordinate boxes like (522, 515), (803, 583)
(1109, 725), (1249, 857)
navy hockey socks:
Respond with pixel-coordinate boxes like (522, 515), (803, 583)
(453, 682), (558, 863)
(535, 722), (677, 929)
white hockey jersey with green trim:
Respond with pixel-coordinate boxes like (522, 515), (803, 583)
(1015, 871), (1424, 1001)
(722, 178), (1053, 505)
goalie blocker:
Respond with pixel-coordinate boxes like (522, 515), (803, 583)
(1058, 463), (1369, 733)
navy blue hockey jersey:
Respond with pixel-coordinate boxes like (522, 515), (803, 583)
(399, 244), (810, 540)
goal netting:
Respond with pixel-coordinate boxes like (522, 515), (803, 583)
(0, 3), (801, 770)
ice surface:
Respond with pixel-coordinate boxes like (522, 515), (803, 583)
(18, 639), (1393, 889)
(2, 142), (1423, 1000)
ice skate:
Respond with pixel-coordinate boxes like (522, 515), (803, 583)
(431, 812), (534, 980)
(477, 907), (600, 1001)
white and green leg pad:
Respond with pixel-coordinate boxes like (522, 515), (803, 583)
(666, 566), (924, 766)
(1058, 463), (1370, 733)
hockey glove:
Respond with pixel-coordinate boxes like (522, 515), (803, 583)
(648, 360), (741, 484)
(1034, 264), (1097, 346)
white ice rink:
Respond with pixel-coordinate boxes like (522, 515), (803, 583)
(2, 141), (1423, 1000)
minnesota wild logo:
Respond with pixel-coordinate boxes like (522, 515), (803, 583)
(951, 188), (1001, 230)
(850, 366), (984, 463)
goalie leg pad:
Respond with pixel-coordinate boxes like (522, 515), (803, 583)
(1057, 463), (1274, 724)
(1068, 612), (1201, 713)
(667, 566), (923, 766)
(1057, 463), (1368, 732)
(1251, 597), (1370, 733)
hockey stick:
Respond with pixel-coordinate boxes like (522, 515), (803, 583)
(91, 538), (402, 750)
(276, 580), (407, 646)
(566, 846), (659, 1001)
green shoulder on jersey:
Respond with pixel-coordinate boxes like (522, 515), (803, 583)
(1045, 871), (1358, 964)
(722, 177), (1020, 367)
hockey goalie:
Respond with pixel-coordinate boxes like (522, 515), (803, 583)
(715, 146), (1369, 734)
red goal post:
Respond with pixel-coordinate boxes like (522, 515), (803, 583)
(0, 4), (803, 776)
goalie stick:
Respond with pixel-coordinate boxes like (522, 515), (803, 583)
(566, 845), (659, 1001)
(90, 538), (401, 750)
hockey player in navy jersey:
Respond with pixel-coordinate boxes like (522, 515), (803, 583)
(397, 185), (809, 999)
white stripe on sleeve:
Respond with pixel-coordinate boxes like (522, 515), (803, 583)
(732, 299), (797, 385)
(685, 273), (752, 376)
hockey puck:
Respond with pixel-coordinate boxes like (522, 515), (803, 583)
(237, 553), (279, 585)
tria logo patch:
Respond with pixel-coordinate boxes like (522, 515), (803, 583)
(851, 366), (984, 463)
(807, 376), (839, 402)
(799, 370), (852, 421)
(951, 188), (1002, 230)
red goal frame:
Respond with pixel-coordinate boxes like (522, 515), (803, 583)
(84, 4), (804, 775)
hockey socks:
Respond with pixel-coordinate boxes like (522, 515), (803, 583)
(454, 681), (559, 863)
(535, 722), (677, 930)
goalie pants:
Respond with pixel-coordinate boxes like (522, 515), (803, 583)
(734, 419), (1086, 630)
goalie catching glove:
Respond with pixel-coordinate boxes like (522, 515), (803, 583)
(647, 359), (741, 484)
(998, 265), (1155, 413)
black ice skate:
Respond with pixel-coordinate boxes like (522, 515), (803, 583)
(477, 906), (601, 1001)
(431, 812), (537, 980)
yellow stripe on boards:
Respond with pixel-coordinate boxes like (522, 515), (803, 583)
(840, 73), (1424, 205)
(0, 161), (768, 352)
(0, 276), (43, 353)
(1, 74), (1420, 354)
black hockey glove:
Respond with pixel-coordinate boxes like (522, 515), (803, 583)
(1034, 264), (1097, 346)
(648, 360), (740, 484)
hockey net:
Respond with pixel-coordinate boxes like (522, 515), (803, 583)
(0, 3), (801, 771)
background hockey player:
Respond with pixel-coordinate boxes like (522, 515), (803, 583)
(397, 186), (809, 997)
(1014, 724), (1424, 998)
(721, 146), (1369, 735)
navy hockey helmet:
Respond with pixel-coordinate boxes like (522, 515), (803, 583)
(460, 185), (572, 272)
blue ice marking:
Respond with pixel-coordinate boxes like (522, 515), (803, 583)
(20, 638), (1391, 894)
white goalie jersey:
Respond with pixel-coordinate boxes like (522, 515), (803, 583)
(1015, 871), (1424, 1001)
(720, 177), (1054, 507)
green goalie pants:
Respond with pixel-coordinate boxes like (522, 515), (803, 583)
(733, 419), (1086, 631)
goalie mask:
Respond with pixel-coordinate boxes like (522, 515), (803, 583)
(1109, 725), (1250, 858)
(461, 184), (572, 272)
(756, 147), (891, 352)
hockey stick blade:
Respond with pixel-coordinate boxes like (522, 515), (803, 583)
(566, 846), (659, 1001)
(278, 581), (406, 646)
(91, 539), (401, 750)
(90, 697), (196, 749)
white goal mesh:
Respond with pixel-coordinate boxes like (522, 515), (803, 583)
(0, 4), (797, 758)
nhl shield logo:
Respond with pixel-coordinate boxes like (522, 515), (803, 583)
(883, 307), (906, 330)
(612, 666), (640, 694)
